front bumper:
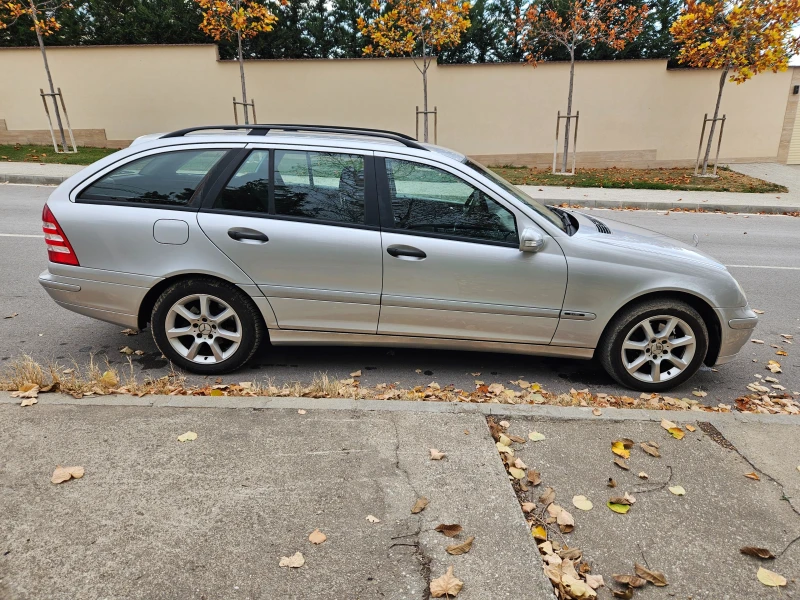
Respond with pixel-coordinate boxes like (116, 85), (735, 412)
(713, 305), (758, 366)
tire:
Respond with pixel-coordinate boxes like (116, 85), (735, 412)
(598, 299), (709, 393)
(151, 278), (265, 375)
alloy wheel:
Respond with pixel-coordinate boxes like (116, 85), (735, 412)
(620, 314), (697, 384)
(164, 293), (242, 364)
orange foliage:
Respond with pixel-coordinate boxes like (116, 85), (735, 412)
(194, 0), (280, 41)
(671, 0), (800, 84)
(0, 1), (73, 36)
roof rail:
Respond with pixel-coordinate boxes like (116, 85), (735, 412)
(160, 124), (429, 151)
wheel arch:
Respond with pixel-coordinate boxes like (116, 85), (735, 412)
(596, 290), (722, 367)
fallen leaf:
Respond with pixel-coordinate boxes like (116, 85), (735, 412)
(499, 420), (510, 428)
(100, 371), (118, 387)
(751, 339), (765, 344)
(692, 390), (707, 397)
(585, 574), (605, 589)
(638, 472), (648, 479)
(757, 567), (787, 587)
(509, 467), (526, 479)
(521, 502), (535, 513)
(119, 346), (135, 355)
(611, 441), (631, 459)
(411, 497), (429, 514)
(298, 409), (307, 414)
(781, 334), (794, 340)
(685, 424), (696, 432)
(366, 514), (381, 523)
(592, 407), (602, 416)
(572, 495), (593, 511)
(741, 547), (775, 559)
(209, 389), (224, 397)
(753, 309), (765, 314)
(12, 383), (39, 399)
(496, 442), (514, 455)
(121, 328), (138, 335)
(308, 529), (327, 544)
(528, 431), (546, 442)
(513, 458), (527, 470)
(532, 525), (548, 541)
(539, 487), (556, 505)
(557, 507), (575, 533)
(528, 470), (542, 486)
(430, 448), (446, 460)
(660, 418), (677, 430)
(607, 501), (630, 514)
(470, 372), (481, 376)
(613, 574), (647, 588)
(446, 536), (475, 555)
(508, 434), (526, 444)
(608, 496), (632, 506)
(20, 397), (38, 407)
(612, 588), (633, 599)
(776, 350), (788, 356)
(498, 433), (512, 446)
(766, 360), (782, 373)
(640, 442), (660, 457)
(430, 566), (463, 597)
(278, 552), (305, 568)
(434, 524), (463, 537)
(669, 485), (686, 496)
(668, 427), (685, 440)
(613, 457), (630, 470)
(744, 472), (760, 481)
(177, 431), (197, 442)
(350, 370), (362, 377)
(634, 563), (667, 586)
(51, 465), (84, 484)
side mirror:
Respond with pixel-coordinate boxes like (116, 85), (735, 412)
(519, 228), (545, 253)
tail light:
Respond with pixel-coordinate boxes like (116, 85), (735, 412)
(42, 204), (79, 266)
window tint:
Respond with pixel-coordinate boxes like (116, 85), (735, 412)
(274, 151), (365, 225)
(214, 150), (269, 213)
(386, 159), (518, 244)
(79, 149), (226, 206)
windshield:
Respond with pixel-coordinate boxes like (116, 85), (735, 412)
(462, 158), (567, 232)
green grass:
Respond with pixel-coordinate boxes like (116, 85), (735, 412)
(0, 144), (119, 165)
(490, 165), (788, 194)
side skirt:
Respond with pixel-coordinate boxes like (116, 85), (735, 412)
(268, 329), (595, 360)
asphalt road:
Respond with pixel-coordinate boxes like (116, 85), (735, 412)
(1, 183), (798, 403)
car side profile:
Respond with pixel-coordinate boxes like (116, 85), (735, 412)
(39, 124), (758, 392)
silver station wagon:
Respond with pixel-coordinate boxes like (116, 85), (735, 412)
(39, 124), (757, 391)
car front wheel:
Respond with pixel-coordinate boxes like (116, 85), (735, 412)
(151, 278), (264, 375)
(599, 299), (709, 392)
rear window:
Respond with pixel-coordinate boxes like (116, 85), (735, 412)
(79, 149), (227, 207)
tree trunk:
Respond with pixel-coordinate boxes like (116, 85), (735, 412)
(701, 65), (729, 175)
(562, 48), (575, 173)
(237, 30), (249, 125)
(30, 0), (68, 152)
(422, 39), (429, 143)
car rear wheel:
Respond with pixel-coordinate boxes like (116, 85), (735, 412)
(599, 299), (709, 392)
(151, 278), (264, 375)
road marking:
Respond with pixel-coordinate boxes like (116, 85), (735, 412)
(727, 264), (800, 271)
(0, 233), (43, 238)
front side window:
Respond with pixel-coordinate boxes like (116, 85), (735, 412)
(385, 159), (518, 244)
(274, 151), (365, 225)
(79, 149), (226, 206)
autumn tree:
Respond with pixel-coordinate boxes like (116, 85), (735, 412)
(359, 0), (470, 142)
(518, 0), (649, 173)
(195, 0), (280, 124)
(0, 1), (76, 151)
(671, 0), (800, 175)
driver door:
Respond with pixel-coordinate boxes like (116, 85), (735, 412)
(376, 156), (568, 344)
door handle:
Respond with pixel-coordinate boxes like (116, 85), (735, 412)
(387, 245), (426, 259)
(228, 228), (269, 243)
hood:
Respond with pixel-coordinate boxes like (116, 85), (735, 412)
(570, 211), (726, 270)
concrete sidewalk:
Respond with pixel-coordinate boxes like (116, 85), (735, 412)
(0, 162), (84, 185)
(1, 393), (798, 599)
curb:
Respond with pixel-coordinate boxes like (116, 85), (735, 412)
(547, 198), (800, 215)
(2, 392), (799, 426)
(1, 174), (70, 185)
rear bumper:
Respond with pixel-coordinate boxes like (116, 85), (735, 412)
(39, 268), (147, 329)
(713, 305), (758, 366)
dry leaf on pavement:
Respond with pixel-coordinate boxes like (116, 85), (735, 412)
(613, 574), (647, 588)
(557, 508), (575, 533)
(634, 563), (668, 586)
(592, 407), (602, 416)
(528, 431), (546, 442)
(509, 467), (526, 479)
(585, 574), (605, 589)
(121, 328), (138, 335)
(430, 566), (463, 597)
(669, 485), (686, 496)
(638, 472), (649, 479)
(532, 525), (548, 541)
(177, 431), (197, 442)
(119, 346), (135, 355)
(51, 465), (84, 484)
(692, 390), (707, 397)
(611, 441), (631, 459)
(572, 495), (593, 511)
(298, 409), (307, 414)
(685, 424), (696, 432)
(278, 552), (305, 568)
(539, 487), (556, 505)
(4, 312), (18, 319)
(446, 536), (475, 555)
(668, 427), (685, 440)
(434, 524), (463, 537)
(612, 587), (633, 599)
(741, 547), (775, 559)
(640, 442), (660, 457)
(308, 529), (327, 544)
(660, 418), (677, 430)
(528, 470), (542, 486)
(20, 396), (38, 407)
(757, 567), (787, 587)
(521, 502), (535, 513)
(366, 514), (381, 523)
(350, 370), (362, 377)
(411, 497), (429, 514)
(744, 472), (760, 481)
(430, 448), (446, 460)
(613, 458), (630, 470)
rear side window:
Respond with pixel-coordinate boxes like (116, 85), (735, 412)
(213, 150), (269, 213)
(274, 150), (365, 225)
(79, 149), (227, 207)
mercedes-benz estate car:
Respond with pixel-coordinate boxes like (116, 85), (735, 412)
(39, 124), (758, 392)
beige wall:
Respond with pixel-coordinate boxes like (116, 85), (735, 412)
(0, 44), (795, 167)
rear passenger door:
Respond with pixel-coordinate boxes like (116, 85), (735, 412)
(197, 145), (384, 334)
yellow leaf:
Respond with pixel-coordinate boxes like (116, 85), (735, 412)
(496, 441), (514, 455)
(612, 441), (631, 459)
(669, 485), (686, 496)
(210, 389), (224, 396)
(528, 431), (546, 442)
(607, 501), (630, 514)
(532, 525), (548, 540)
(668, 427), (685, 440)
(498, 433), (512, 446)
(177, 431), (198, 442)
(744, 472), (760, 481)
(99, 370), (118, 387)
(757, 567), (787, 587)
(572, 495), (593, 511)
(509, 467), (526, 479)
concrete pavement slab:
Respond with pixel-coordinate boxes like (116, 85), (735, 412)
(0, 162), (83, 185)
(504, 417), (800, 599)
(0, 404), (552, 600)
